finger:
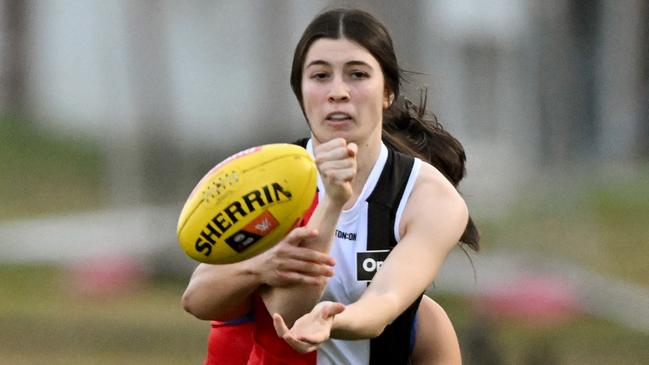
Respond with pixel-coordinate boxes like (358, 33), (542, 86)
(272, 313), (290, 337)
(318, 158), (356, 169)
(283, 227), (319, 246)
(315, 145), (354, 163)
(319, 166), (356, 186)
(273, 314), (317, 353)
(317, 138), (347, 152)
(329, 168), (356, 184)
(287, 247), (336, 266)
(285, 336), (317, 353)
(318, 167), (351, 184)
(322, 302), (346, 318)
(281, 259), (334, 277)
(278, 271), (328, 286)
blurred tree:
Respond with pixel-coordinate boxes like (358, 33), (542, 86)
(0, 0), (30, 118)
(533, 0), (601, 166)
(122, 0), (181, 205)
(638, 1), (649, 159)
(120, 0), (188, 277)
(248, 1), (293, 144)
(596, 0), (646, 163)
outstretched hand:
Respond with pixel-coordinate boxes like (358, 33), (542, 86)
(272, 301), (346, 353)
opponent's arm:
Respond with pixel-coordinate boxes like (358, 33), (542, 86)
(182, 262), (259, 321)
(273, 164), (467, 347)
(261, 139), (356, 325)
(412, 295), (462, 365)
(182, 226), (335, 321)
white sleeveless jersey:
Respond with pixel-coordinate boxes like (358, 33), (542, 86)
(306, 140), (421, 365)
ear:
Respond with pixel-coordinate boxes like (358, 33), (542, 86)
(383, 89), (394, 109)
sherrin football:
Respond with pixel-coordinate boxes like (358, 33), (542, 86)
(177, 144), (317, 264)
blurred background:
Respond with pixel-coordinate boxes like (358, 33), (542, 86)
(1, 0), (648, 364)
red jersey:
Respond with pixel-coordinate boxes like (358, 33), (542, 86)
(203, 299), (315, 365)
(204, 317), (255, 365)
(247, 295), (316, 365)
(203, 194), (319, 364)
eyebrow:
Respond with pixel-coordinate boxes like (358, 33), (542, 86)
(304, 59), (373, 69)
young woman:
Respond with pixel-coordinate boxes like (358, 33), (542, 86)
(182, 8), (478, 364)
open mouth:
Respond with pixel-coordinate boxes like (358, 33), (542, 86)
(326, 112), (353, 122)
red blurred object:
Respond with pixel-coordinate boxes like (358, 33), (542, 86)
(66, 255), (147, 299)
(478, 276), (582, 327)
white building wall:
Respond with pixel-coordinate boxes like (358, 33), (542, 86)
(419, 0), (536, 212)
(17, 0), (647, 210)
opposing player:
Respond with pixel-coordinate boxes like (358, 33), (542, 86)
(182, 7), (478, 364)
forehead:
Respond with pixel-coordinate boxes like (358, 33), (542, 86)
(304, 38), (379, 68)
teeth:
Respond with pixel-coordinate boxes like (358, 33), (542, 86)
(328, 113), (350, 120)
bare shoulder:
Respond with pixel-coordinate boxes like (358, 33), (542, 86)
(414, 161), (462, 200)
(400, 162), (468, 246)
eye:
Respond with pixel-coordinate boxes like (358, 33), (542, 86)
(310, 72), (330, 80)
(350, 70), (369, 79)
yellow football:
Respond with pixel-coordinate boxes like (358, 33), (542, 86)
(177, 144), (317, 264)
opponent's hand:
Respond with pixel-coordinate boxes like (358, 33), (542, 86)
(314, 138), (357, 205)
(248, 227), (335, 287)
(273, 301), (346, 353)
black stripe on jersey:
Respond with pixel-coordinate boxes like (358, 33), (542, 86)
(366, 148), (422, 365)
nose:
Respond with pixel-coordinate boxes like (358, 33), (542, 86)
(327, 76), (350, 103)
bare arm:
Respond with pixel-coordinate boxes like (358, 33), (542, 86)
(182, 226), (335, 321)
(412, 295), (462, 365)
(329, 165), (467, 338)
(182, 261), (260, 321)
(261, 139), (356, 325)
(273, 164), (468, 348)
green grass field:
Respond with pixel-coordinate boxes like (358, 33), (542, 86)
(0, 265), (207, 365)
(0, 117), (104, 219)
(1, 264), (648, 364)
(2, 118), (649, 364)
(478, 166), (649, 287)
(437, 295), (649, 365)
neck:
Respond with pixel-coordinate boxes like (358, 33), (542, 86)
(354, 139), (381, 183)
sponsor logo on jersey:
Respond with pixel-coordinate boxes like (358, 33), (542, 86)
(335, 229), (357, 241)
(356, 250), (390, 281)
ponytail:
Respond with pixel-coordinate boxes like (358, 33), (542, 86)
(382, 93), (480, 251)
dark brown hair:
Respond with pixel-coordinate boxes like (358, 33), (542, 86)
(290, 8), (479, 250)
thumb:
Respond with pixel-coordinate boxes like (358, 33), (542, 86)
(347, 143), (358, 158)
(321, 302), (346, 319)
